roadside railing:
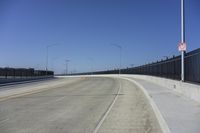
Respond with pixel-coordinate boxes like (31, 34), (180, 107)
(0, 68), (54, 84)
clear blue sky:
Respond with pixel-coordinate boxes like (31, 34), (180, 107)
(0, 0), (199, 74)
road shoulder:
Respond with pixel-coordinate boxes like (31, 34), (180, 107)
(97, 78), (163, 133)
(126, 77), (200, 133)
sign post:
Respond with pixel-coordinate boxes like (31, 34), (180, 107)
(180, 0), (186, 82)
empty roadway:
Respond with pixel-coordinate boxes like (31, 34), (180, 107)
(0, 77), (162, 133)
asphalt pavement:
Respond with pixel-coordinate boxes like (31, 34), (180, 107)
(0, 77), (162, 133)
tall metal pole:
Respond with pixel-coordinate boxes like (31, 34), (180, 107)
(66, 60), (70, 75)
(111, 44), (122, 75)
(46, 44), (60, 76)
(181, 0), (185, 81)
(46, 46), (49, 76)
(50, 57), (58, 71)
(119, 46), (122, 74)
(88, 58), (94, 75)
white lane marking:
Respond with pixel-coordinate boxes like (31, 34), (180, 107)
(92, 78), (121, 133)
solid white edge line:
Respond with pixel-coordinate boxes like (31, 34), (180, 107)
(121, 77), (171, 133)
(92, 78), (121, 133)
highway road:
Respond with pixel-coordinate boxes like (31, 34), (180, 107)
(0, 77), (162, 133)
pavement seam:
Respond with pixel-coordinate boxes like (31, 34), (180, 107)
(92, 78), (121, 133)
(121, 77), (171, 133)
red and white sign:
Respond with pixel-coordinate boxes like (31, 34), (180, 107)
(178, 43), (186, 51)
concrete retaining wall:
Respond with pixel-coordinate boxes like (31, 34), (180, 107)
(122, 74), (200, 103)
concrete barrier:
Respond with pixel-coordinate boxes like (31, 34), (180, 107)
(122, 74), (200, 103)
(60, 74), (200, 103)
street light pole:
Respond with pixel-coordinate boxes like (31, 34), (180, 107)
(50, 57), (58, 72)
(181, 0), (185, 81)
(46, 44), (60, 75)
(46, 46), (48, 71)
(88, 58), (94, 75)
(65, 60), (70, 75)
(111, 44), (122, 75)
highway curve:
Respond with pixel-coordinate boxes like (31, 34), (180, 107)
(0, 77), (162, 133)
